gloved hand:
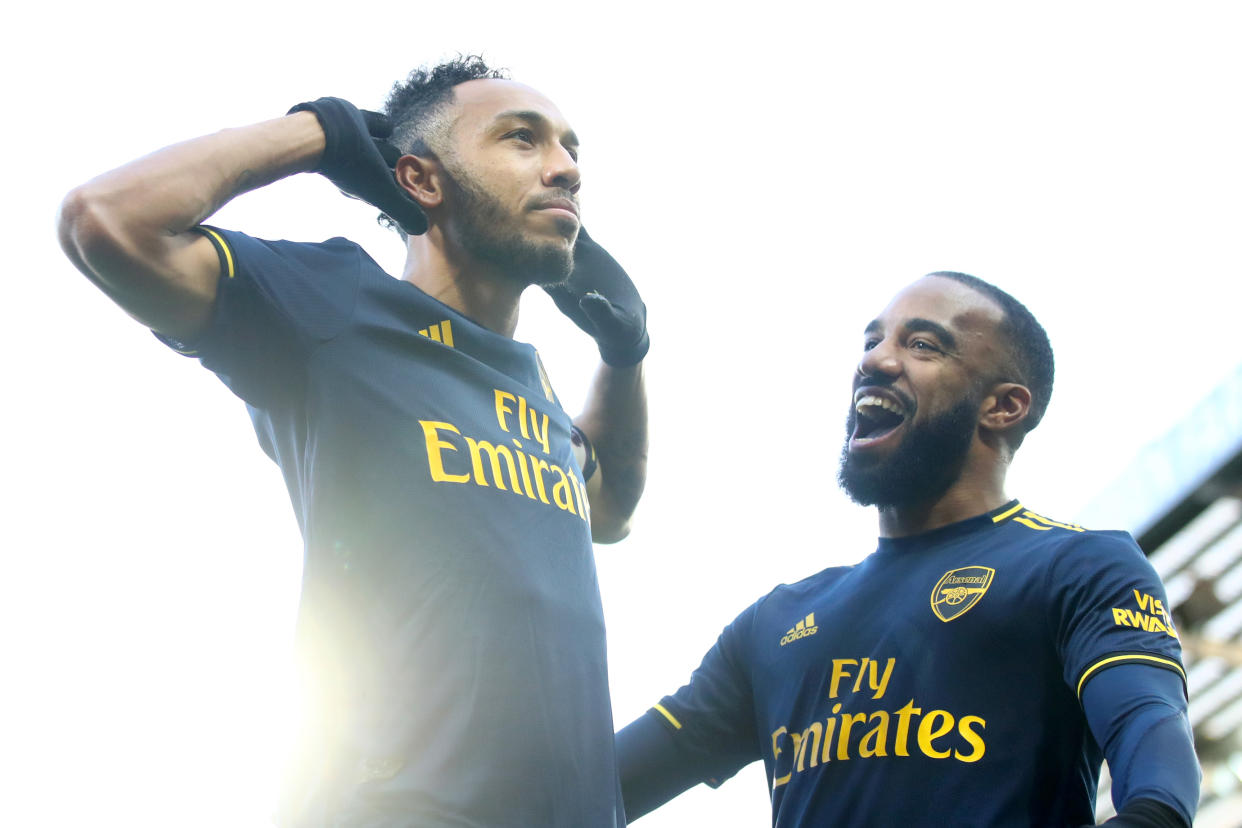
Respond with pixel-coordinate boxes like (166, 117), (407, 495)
(544, 228), (649, 366)
(288, 97), (428, 236)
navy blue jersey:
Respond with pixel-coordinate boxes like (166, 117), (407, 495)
(647, 501), (1185, 828)
(164, 228), (621, 827)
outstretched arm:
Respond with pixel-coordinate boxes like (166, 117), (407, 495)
(616, 711), (701, 821)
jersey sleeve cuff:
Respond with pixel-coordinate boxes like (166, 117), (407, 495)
(1076, 652), (1187, 699)
(650, 702), (683, 731)
(151, 225), (237, 356)
(193, 225), (236, 280)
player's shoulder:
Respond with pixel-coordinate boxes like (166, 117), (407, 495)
(713, 566), (855, 654)
(201, 227), (367, 275)
(1001, 504), (1135, 550)
(199, 228), (376, 341)
(1001, 504), (1149, 580)
(752, 564), (856, 617)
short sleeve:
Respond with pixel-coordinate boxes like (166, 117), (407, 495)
(156, 227), (362, 410)
(1049, 531), (1187, 700)
(651, 603), (762, 787)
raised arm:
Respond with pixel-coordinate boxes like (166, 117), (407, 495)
(58, 113), (325, 342)
(58, 97), (426, 343)
(576, 360), (648, 542)
(546, 229), (649, 543)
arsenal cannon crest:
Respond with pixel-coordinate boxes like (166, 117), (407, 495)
(931, 566), (995, 622)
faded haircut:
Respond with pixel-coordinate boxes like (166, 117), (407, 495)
(378, 55), (508, 238)
(927, 271), (1055, 447)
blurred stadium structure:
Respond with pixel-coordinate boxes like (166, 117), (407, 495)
(1079, 362), (1242, 826)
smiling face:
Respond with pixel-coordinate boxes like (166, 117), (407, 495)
(435, 79), (582, 287)
(838, 276), (1011, 508)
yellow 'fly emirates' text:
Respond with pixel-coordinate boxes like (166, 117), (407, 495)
(770, 657), (986, 787)
(418, 390), (589, 523)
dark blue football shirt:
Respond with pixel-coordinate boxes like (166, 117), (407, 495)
(164, 228), (621, 827)
(646, 501), (1186, 828)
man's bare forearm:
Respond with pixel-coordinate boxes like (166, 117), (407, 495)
(577, 360), (647, 543)
(57, 112), (325, 338)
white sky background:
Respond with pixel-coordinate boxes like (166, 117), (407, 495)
(5, 2), (1241, 825)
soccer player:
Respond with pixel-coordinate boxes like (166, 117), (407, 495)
(58, 57), (647, 826)
(616, 274), (1199, 827)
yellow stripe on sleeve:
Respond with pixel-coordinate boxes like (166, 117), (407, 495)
(1076, 653), (1186, 698)
(197, 226), (236, 278)
(652, 703), (683, 730)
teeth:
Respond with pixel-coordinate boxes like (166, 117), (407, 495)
(855, 395), (905, 417)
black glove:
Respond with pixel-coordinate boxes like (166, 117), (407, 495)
(544, 228), (649, 366)
(288, 97), (428, 236)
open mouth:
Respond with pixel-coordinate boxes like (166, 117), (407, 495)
(852, 394), (908, 444)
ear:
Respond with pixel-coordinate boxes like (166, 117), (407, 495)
(979, 382), (1032, 436)
(394, 154), (445, 211)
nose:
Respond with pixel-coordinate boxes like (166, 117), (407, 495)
(542, 144), (580, 193)
(857, 338), (902, 383)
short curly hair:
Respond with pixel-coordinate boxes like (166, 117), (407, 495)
(376, 55), (507, 238)
(384, 54), (508, 158)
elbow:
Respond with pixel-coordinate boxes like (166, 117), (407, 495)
(57, 185), (113, 277)
(590, 495), (641, 544)
(592, 517), (633, 545)
(589, 477), (644, 544)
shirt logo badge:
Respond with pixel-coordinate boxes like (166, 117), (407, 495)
(931, 566), (995, 622)
(417, 319), (455, 348)
(779, 612), (818, 646)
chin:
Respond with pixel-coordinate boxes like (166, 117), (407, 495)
(551, 216), (581, 242)
(504, 237), (573, 288)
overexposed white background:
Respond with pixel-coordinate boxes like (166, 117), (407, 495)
(5, 2), (1240, 825)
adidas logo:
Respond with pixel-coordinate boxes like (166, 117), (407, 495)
(780, 613), (818, 646)
(418, 319), (455, 347)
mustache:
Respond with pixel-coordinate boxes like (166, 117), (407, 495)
(528, 192), (579, 210)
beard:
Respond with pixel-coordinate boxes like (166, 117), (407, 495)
(837, 393), (980, 509)
(441, 161), (575, 288)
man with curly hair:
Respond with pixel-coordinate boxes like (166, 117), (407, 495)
(58, 56), (647, 826)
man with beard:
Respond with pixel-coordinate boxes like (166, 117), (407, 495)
(58, 57), (646, 827)
(616, 274), (1198, 827)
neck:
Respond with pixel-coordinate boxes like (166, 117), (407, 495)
(401, 228), (525, 337)
(876, 449), (1011, 538)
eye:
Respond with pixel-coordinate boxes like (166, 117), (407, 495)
(505, 128), (535, 145)
(863, 338), (880, 352)
(910, 338), (940, 353)
(564, 145), (579, 163)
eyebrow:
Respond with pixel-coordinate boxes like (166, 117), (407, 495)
(905, 318), (958, 351)
(862, 317), (959, 351)
(494, 109), (579, 148)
